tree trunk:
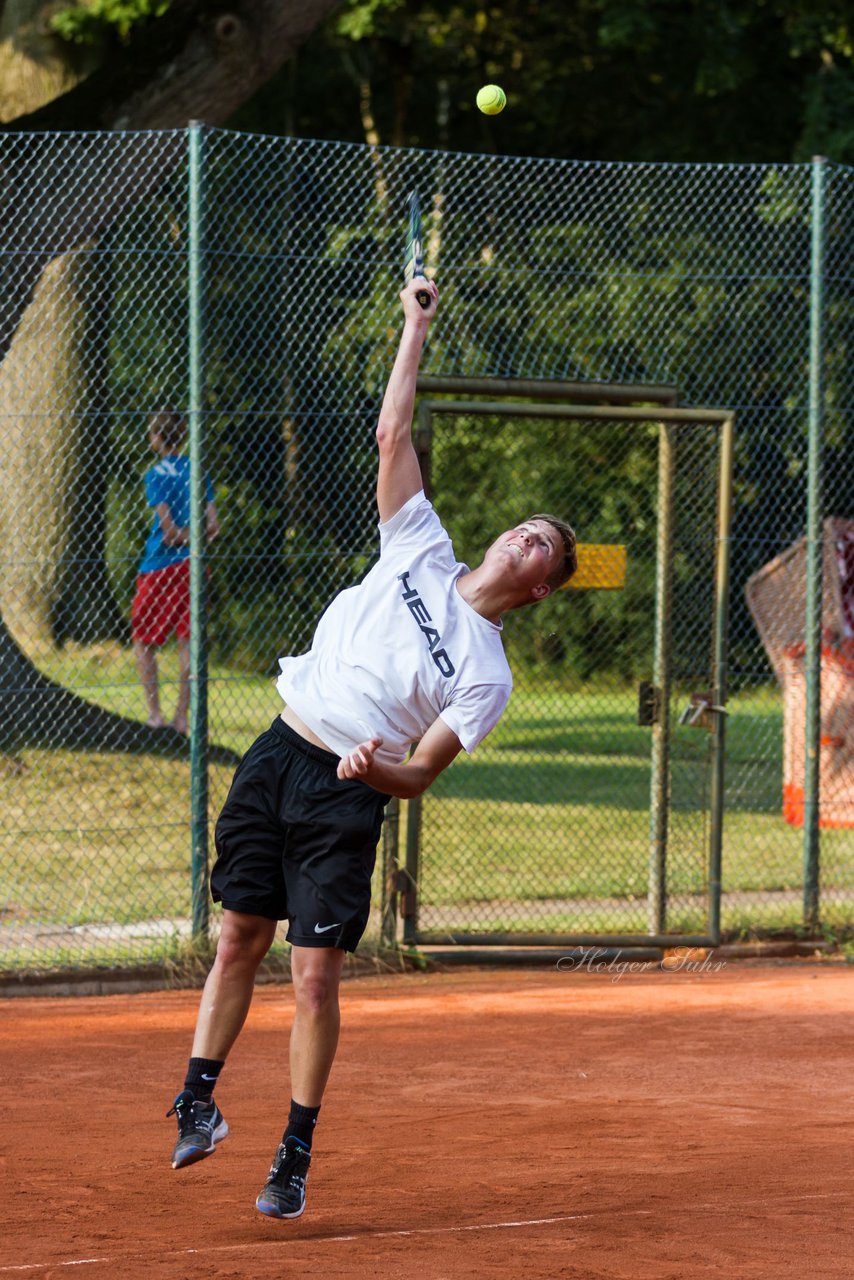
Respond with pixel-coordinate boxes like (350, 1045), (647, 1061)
(0, 0), (98, 123)
(4, 0), (345, 133)
(0, 254), (92, 654)
(52, 234), (127, 646)
(0, 0), (341, 752)
(0, 2), (93, 653)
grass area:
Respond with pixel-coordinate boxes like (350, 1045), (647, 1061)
(0, 644), (276, 971)
(2, 644), (853, 971)
(417, 682), (854, 936)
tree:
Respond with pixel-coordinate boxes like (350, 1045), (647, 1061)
(234, 0), (854, 165)
(222, 0), (854, 689)
(0, 0), (343, 757)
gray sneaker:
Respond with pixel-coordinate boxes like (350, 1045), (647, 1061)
(167, 1089), (229, 1169)
(255, 1138), (311, 1219)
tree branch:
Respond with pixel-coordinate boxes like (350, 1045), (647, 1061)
(2, 0), (343, 131)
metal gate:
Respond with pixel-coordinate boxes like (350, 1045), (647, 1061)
(386, 381), (734, 950)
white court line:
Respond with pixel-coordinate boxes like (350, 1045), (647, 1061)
(321, 1212), (591, 1244)
(0, 1191), (847, 1274)
(0, 1216), (590, 1273)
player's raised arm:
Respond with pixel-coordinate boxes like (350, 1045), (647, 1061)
(375, 277), (439, 524)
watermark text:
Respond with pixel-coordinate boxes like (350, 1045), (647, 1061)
(556, 946), (726, 982)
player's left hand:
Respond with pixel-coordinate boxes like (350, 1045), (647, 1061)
(337, 736), (384, 782)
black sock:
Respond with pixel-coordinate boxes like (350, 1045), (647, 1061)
(184, 1057), (224, 1102)
(284, 1099), (320, 1150)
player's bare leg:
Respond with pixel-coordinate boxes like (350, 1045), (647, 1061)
(169, 911), (276, 1169)
(133, 639), (166, 728)
(288, 945), (346, 1103)
(256, 945), (344, 1220)
(192, 910), (278, 1060)
(171, 635), (190, 734)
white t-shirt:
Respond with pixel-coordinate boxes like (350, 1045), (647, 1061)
(276, 492), (512, 765)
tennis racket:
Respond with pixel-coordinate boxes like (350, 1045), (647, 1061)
(404, 191), (431, 309)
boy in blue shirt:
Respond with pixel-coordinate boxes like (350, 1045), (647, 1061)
(131, 411), (219, 732)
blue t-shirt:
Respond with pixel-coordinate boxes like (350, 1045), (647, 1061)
(139, 455), (215, 575)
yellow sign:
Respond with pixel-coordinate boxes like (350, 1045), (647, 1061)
(566, 544), (627, 590)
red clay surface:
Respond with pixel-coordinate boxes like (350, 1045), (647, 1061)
(3, 961), (853, 1280)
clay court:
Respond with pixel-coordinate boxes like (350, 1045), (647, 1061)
(3, 961), (853, 1280)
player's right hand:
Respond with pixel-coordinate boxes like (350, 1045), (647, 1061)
(337, 736), (384, 782)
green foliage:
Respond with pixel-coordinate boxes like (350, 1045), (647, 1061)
(426, 408), (660, 679)
(334, 0), (408, 42)
(229, 0), (854, 165)
(81, 126), (854, 683)
(50, 0), (169, 46)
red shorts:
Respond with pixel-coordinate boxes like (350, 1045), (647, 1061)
(131, 560), (191, 646)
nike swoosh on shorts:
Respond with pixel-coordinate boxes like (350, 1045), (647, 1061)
(314, 922), (341, 934)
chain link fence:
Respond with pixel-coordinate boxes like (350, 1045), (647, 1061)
(0, 128), (851, 974)
(409, 403), (729, 944)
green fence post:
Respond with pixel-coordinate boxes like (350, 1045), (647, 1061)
(403, 793), (422, 948)
(803, 156), (827, 934)
(380, 797), (400, 949)
(707, 414), (735, 944)
(188, 121), (209, 945)
(648, 422), (674, 935)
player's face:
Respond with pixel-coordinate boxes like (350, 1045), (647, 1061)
(490, 519), (562, 596)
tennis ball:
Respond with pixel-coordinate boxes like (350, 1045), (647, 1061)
(476, 84), (506, 116)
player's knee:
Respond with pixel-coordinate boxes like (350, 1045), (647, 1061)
(293, 970), (339, 1016)
(216, 917), (272, 969)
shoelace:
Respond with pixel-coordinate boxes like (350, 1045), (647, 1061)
(166, 1097), (214, 1138)
(268, 1143), (309, 1191)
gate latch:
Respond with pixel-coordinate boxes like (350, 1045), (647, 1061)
(678, 692), (728, 731)
(637, 681), (661, 725)
(394, 868), (417, 920)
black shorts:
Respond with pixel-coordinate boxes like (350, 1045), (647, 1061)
(211, 716), (390, 952)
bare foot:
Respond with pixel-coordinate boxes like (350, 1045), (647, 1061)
(170, 717), (188, 735)
(146, 714), (168, 729)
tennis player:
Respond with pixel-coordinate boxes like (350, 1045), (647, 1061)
(166, 276), (577, 1219)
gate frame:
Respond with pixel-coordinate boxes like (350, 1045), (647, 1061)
(381, 378), (735, 952)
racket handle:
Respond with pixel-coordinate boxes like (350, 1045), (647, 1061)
(412, 272), (431, 309)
